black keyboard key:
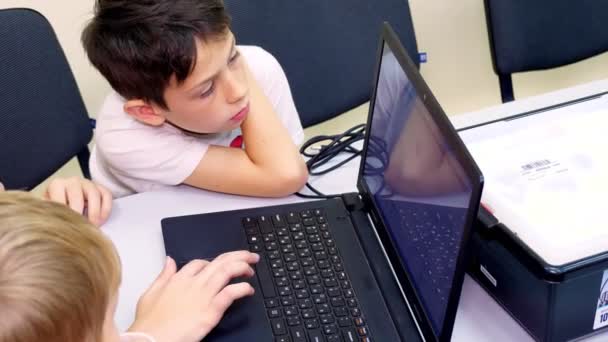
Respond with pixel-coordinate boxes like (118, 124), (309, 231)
(278, 286), (292, 296)
(287, 262), (300, 272)
(256, 258), (277, 298)
(273, 268), (287, 278)
(287, 212), (300, 224)
(321, 270), (333, 279)
(282, 296), (296, 306)
(313, 294), (328, 304)
(272, 214), (287, 227)
(326, 335), (340, 342)
(304, 266), (318, 276)
(299, 298), (313, 309)
(334, 307), (348, 317)
(308, 234), (321, 243)
(284, 253), (297, 262)
(306, 226), (319, 235)
(303, 218), (315, 226)
(325, 239), (335, 247)
(264, 233), (276, 242)
(266, 242), (279, 251)
(290, 271), (303, 281)
(291, 327), (307, 342)
(344, 289), (354, 298)
(338, 317), (352, 327)
(295, 240), (308, 249)
(318, 260), (330, 269)
(245, 226), (259, 236)
(277, 227), (289, 237)
(327, 287), (341, 297)
(298, 249), (312, 258)
(309, 329), (325, 342)
(295, 289), (310, 299)
(317, 303), (331, 314)
(268, 308), (281, 318)
(327, 247), (337, 255)
(293, 232), (306, 240)
(301, 257), (314, 267)
(247, 235), (261, 244)
(293, 279), (306, 289)
(279, 236), (292, 245)
(242, 217), (256, 227)
(282, 245), (295, 254)
(266, 298), (279, 308)
(342, 328), (358, 342)
(324, 277), (338, 287)
(284, 306), (298, 316)
(249, 244), (262, 252)
(323, 324), (338, 335)
(269, 250), (281, 260)
(331, 297), (345, 308)
(301, 210), (313, 218)
(341, 280), (351, 289)
(307, 275), (321, 285)
(305, 319), (320, 330)
(351, 308), (361, 317)
(311, 243), (324, 252)
(302, 309), (316, 319)
(347, 298), (357, 308)
(333, 263), (344, 271)
(319, 223), (329, 231)
(321, 231), (331, 239)
(317, 216), (327, 224)
(311, 284), (323, 294)
(259, 215), (274, 233)
(272, 318), (288, 336)
(314, 251), (328, 260)
(287, 316), (302, 327)
(290, 223), (303, 232)
(276, 277), (289, 287)
(271, 259), (284, 269)
(320, 314), (335, 324)
(276, 336), (291, 342)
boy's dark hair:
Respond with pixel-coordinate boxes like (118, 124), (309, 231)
(82, 0), (230, 108)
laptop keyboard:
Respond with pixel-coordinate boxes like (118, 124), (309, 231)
(243, 209), (371, 342)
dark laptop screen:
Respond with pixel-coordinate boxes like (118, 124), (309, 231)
(361, 43), (473, 335)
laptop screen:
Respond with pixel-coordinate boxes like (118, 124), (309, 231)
(361, 42), (474, 335)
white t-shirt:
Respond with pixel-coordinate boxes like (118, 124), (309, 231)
(90, 46), (304, 197)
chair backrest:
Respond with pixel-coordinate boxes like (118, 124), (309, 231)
(0, 8), (93, 190)
(484, 0), (608, 102)
(224, 0), (419, 127)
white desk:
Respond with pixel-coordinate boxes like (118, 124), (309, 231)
(103, 80), (608, 341)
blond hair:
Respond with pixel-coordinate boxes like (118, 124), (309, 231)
(0, 191), (121, 342)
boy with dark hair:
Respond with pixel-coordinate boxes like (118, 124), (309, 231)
(82, 0), (308, 198)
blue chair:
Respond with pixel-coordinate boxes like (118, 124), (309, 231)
(0, 8), (93, 190)
(224, 0), (419, 127)
(484, 0), (608, 102)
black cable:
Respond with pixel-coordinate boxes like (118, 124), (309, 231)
(295, 124), (366, 199)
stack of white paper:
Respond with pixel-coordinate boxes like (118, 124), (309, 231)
(460, 107), (608, 266)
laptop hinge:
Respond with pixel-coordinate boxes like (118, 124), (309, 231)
(347, 204), (425, 342)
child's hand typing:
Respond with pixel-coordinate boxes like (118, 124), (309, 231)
(129, 251), (260, 342)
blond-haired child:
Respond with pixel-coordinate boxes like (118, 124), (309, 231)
(0, 191), (259, 342)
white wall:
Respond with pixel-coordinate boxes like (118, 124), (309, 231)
(2, 0), (608, 117)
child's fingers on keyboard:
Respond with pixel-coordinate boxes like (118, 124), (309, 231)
(199, 260), (254, 292)
(178, 259), (210, 277)
(211, 282), (256, 313)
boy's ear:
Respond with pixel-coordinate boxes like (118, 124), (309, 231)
(123, 100), (166, 126)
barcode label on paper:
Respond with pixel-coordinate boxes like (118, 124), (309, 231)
(521, 159), (551, 171)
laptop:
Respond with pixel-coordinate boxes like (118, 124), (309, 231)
(161, 23), (484, 342)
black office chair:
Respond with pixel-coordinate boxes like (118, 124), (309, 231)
(0, 8), (93, 190)
(224, 0), (419, 127)
(484, 0), (608, 103)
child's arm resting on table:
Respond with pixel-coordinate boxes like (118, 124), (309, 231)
(184, 63), (308, 197)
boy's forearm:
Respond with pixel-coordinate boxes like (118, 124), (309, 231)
(240, 67), (307, 184)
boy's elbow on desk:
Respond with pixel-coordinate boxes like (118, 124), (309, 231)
(268, 162), (309, 197)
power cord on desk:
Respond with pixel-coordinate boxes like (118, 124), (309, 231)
(295, 124), (366, 199)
